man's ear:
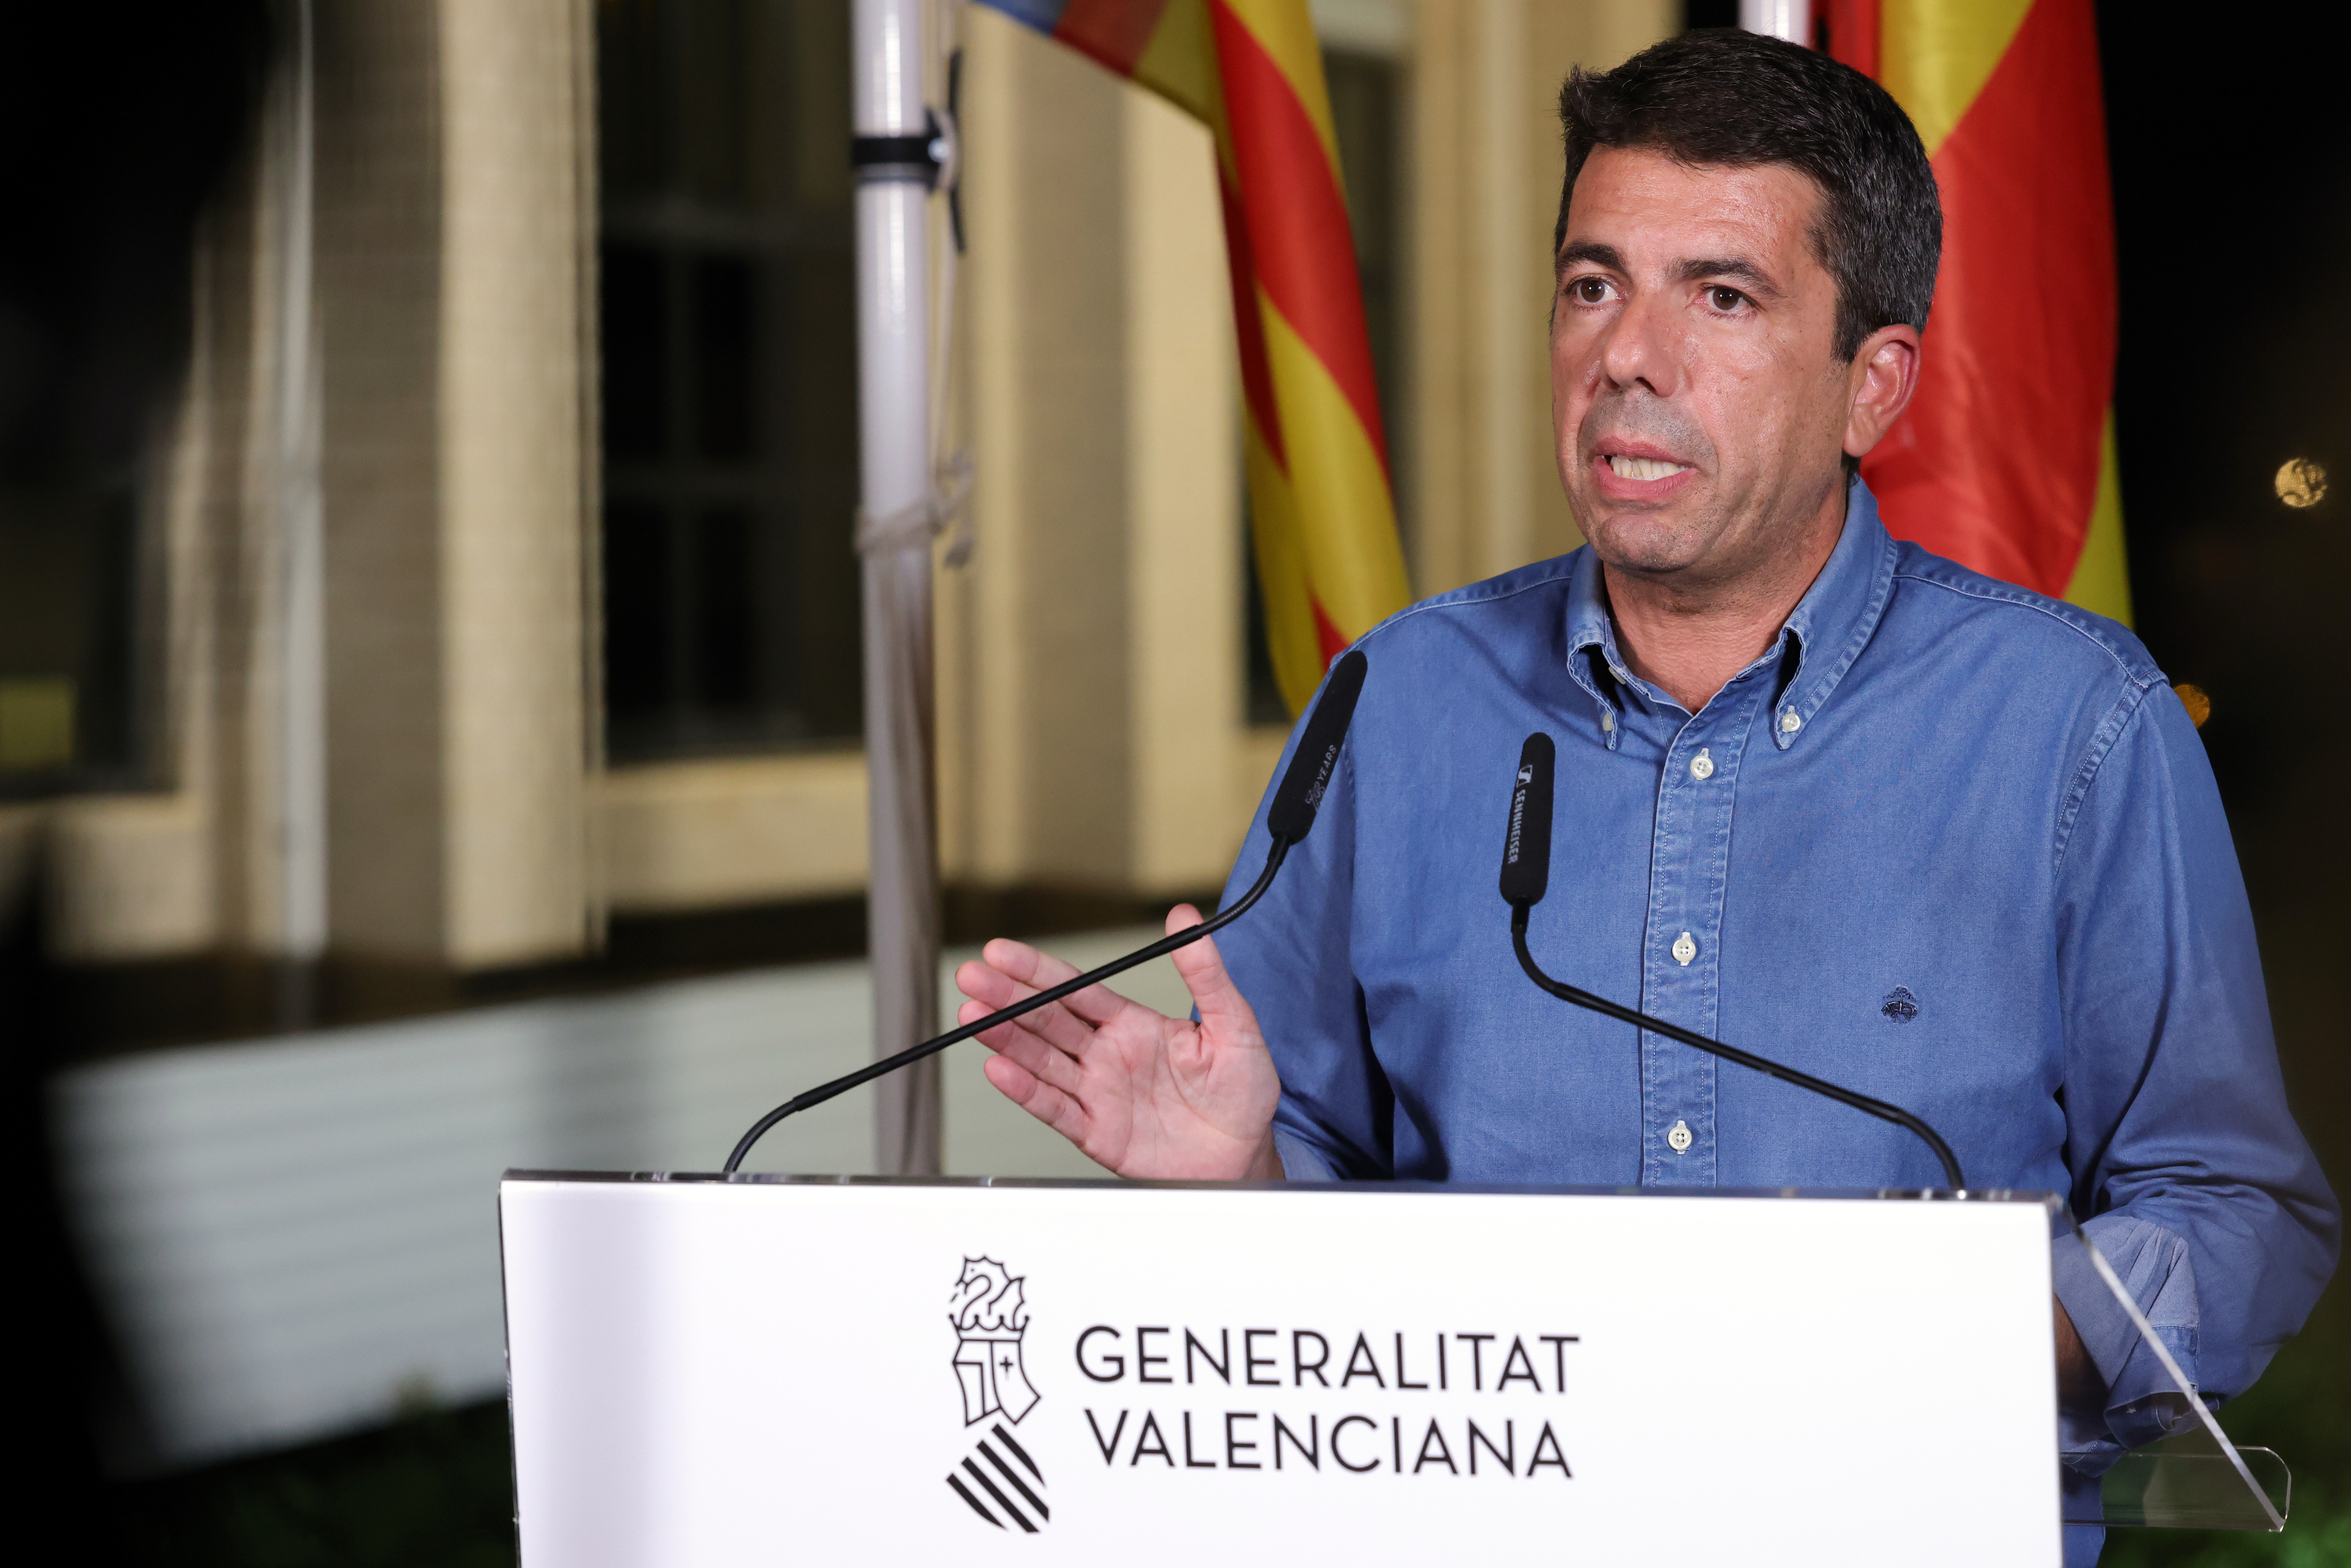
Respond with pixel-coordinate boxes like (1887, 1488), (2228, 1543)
(1843, 324), (1922, 461)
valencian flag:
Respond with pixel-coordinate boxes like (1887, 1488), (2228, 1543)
(978, 0), (1412, 711)
(1818, 0), (2130, 621)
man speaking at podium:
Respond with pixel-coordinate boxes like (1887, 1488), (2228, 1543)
(953, 28), (2337, 1551)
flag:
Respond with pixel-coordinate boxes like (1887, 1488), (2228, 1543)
(978, 0), (1412, 711)
(1819, 0), (2129, 622)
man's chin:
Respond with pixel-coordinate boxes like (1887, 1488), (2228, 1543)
(1589, 546), (1710, 580)
(1572, 487), (1698, 539)
(1576, 510), (1720, 578)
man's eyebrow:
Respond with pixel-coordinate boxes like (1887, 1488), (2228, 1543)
(1555, 240), (1625, 275)
(1674, 256), (1783, 298)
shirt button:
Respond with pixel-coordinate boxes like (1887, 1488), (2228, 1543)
(1667, 1120), (1693, 1153)
(1671, 931), (1697, 966)
(1600, 709), (1615, 733)
(1780, 708), (1803, 734)
(1688, 747), (1714, 781)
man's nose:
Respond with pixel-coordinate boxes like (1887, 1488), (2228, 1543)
(1597, 292), (1681, 397)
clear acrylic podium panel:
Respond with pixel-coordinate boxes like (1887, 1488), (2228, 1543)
(2087, 1430), (2292, 1530)
(2052, 1210), (2291, 1532)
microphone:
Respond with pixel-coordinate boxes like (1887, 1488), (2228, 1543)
(1498, 732), (1554, 908)
(1267, 646), (1367, 843)
(723, 650), (1372, 1174)
(1496, 732), (1967, 1191)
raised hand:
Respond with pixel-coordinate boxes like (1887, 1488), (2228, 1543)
(952, 906), (1284, 1181)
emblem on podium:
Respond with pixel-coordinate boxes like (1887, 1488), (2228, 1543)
(945, 1257), (1049, 1531)
(950, 1256), (1041, 1426)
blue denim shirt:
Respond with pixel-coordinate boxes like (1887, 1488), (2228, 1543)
(1216, 478), (2338, 1468)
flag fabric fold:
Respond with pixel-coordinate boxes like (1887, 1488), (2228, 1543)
(1821, 0), (2131, 622)
(978, 0), (1412, 711)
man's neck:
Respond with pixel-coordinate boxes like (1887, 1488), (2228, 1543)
(1603, 484), (1848, 715)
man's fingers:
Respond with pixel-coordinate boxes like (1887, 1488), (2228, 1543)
(979, 938), (1133, 1029)
(983, 1052), (1096, 1153)
(954, 954), (1035, 1013)
(955, 966), (1099, 1058)
(1165, 905), (1255, 1040)
(954, 993), (1069, 1060)
(959, 997), (1085, 1097)
(953, 956), (1082, 1040)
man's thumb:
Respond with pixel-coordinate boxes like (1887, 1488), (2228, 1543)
(1166, 905), (1245, 1030)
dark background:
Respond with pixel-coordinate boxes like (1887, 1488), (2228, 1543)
(6, 3), (2343, 1562)
(2092, 0), (2351, 1556)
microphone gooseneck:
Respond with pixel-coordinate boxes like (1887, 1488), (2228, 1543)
(721, 842), (1292, 1174)
(1499, 732), (1967, 1192)
(721, 650), (1371, 1175)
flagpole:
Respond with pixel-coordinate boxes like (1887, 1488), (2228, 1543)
(1739, 0), (1811, 41)
(273, 0), (328, 1026)
(852, 0), (943, 1175)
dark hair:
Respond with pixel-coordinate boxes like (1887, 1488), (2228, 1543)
(1556, 30), (1941, 362)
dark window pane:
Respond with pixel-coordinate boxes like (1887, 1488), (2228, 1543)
(598, 0), (858, 761)
(597, 0), (668, 201)
(602, 245), (668, 463)
(74, 484), (139, 772)
(775, 246), (863, 723)
(690, 508), (754, 710)
(679, 0), (750, 206)
(1242, 534), (1289, 728)
(1324, 51), (1402, 483)
(691, 256), (756, 463)
(603, 502), (672, 721)
(751, 502), (799, 715)
(0, 480), (145, 794)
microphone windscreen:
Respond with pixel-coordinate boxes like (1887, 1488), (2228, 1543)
(1498, 732), (1555, 906)
(1267, 650), (1369, 843)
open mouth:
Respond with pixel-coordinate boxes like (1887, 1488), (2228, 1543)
(1604, 454), (1692, 481)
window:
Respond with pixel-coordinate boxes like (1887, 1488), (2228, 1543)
(597, 0), (862, 761)
(0, 485), (143, 794)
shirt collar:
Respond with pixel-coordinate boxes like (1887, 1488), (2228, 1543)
(1564, 543), (1636, 750)
(1564, 474), (1900, 752)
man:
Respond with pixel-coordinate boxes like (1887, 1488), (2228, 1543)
(953, 30), (2336, 1562)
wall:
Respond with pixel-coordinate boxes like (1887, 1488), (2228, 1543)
(22, 0), (1675, 969)
(434, 0), (595, 967)
(32, 0), (600, 973)
(1408, 0), (1675, 597)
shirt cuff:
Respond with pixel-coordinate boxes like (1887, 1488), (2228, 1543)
(1272, 1127), (1339, 1182)
(2051, 1215), (2205, 1457)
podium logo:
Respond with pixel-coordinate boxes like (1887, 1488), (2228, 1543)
(945, 1257), (1050, 1532)
(951, 1256), (1040, 1426)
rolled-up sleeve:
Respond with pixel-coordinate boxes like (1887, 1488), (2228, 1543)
(2051, 683), (2339, 1450)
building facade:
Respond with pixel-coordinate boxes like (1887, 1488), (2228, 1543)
(0, 0), (1673, 1024)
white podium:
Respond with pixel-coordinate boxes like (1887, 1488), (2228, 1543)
(503, 1175), (2088, 1565)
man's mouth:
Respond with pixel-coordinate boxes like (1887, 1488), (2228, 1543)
(1605, 454), (1692, 481)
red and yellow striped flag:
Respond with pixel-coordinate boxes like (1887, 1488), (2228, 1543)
(980, 0), (1412, 711)
(1820, 0), (2130, 621)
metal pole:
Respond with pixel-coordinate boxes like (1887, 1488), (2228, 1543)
(852, 0), (942, 1175)
(1739, 0), (1812, 42)
(275, 0), (328, 1024)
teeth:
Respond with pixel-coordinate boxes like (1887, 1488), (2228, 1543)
(1608, 455), (1690, 481)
